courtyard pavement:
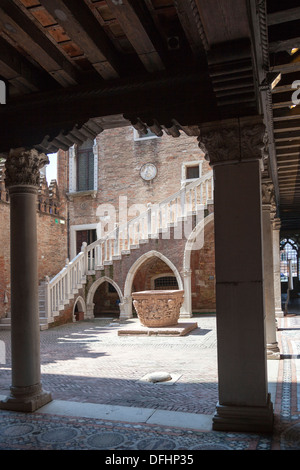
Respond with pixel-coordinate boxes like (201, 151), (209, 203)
(0, 304), (300, 456)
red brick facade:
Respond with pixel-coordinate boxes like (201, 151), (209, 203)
(0, 126), (216, 324)
(0, 164), (68, 320)
(72, 127), (216, 315)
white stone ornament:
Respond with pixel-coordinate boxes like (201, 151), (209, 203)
(140, 163), (157, 181)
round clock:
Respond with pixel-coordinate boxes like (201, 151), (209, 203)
(140, 163), (157, 181)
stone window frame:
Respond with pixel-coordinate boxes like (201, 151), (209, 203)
(181, 161), (203, 186)
(68, 140), (98, 194)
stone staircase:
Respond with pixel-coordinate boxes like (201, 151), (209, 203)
(0, 171), (214, 329)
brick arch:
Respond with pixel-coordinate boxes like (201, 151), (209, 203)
(73, 295), (86, 321)
(121, 250), (183, 319)
(86, 276), (124, 318)
(181, 213), (214, 316)
(183, 213), (214, 271)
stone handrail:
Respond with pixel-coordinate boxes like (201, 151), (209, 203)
(45, 170), (213, 320)
(86, 170), (214, 268)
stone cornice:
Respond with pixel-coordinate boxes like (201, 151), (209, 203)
(5, 148), (49, 188)
(198, 117), (266, 167)
(272, 217), (281, 231)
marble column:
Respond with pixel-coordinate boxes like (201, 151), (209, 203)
(0, 148), (52, 412)
(198, 116), (273, 433)
(273, 217), (284, 318)
(180, 269), (193, 318)
(262, 181), (280, 359)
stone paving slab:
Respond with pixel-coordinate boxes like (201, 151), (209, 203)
(1, 315), (300, 451)
(118, 321), (198, 336)
(0, 316), (218, 415)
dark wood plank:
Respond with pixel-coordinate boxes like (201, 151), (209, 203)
(274, 120), (300, 132)
(0, 35), (57, 94)
(195, 0), (250, 46)
(0, 69), (218, 153)
(39, 0), (122, 79)
(275, 130), (300, 141)
(0, 0), (80, 86)
(173, 0), (208, 56)
(105, 0), (166, 72)
(268, 7), (300, 26)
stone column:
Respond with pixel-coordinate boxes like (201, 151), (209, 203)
(262, 181), (280, 359)
(180, 269), (193, 318)
(198, 116), (273, 433)
(0, 148), (52, 412)
(119, 295), (133, 320)
(273, 217), (284, 318)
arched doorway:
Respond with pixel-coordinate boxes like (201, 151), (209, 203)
(122, 250), (183, 319)
(73, 296), (86, 322)
(183, 213), (215, 315)
(86, 277), (123, 319)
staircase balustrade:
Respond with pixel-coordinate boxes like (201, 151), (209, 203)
(44, 171), (213, 323)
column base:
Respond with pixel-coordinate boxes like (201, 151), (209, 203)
(0, 383), (52, 412)
(275, 308), (284, 318)
(212, 394), (274, 433)
(267, 342), (281, 360)
(179, 311), (193, 319)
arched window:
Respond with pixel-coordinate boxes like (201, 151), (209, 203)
(280, 238), (299, 282)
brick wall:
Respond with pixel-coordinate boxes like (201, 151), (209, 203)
(0, 159), (68, 320)
(64, 122), (217, 317)
(37, 212), (68, 281)
(191, 220), (216, 312)
(68, 127), (211, 232)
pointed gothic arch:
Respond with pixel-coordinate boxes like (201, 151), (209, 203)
(86, 276), (124, 319)
(122, 250), (183, 319)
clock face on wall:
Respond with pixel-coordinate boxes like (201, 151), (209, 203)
(140, 163), (157, 181)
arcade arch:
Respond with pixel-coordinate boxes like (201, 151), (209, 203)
(86, 276), (123, 319)
(122, 250), (183, 319)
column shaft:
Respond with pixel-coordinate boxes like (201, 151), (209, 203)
(0, 148), (52, 412)
(214, 161), (268, 405)
(273, 219), (283, 317)
(262, 196), (280, 358)
(10, 186), (41, 387)
(199, 117), (273, 433)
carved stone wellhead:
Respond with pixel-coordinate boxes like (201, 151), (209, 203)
(132, 290), (184, 327)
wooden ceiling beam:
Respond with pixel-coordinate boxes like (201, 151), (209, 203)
(278, 168), (299, 175)
(277, 153), (300, 160)
(0, 35), (57, 94)
(173, 0), (208, 57)
(269, 48), (300, 73)
(0, 0), (80, 86)
(267, 7), (300, 26)
(39, 0), (121, 79)
(273, 106), (300, 121)
(105, 0), (166, 73)
(0, 69), (218, 153)
(269, 36), (300, 54)
(274, 120), (300, 132)
(278, 164), (300, 171)
(275, 130), (300, 141)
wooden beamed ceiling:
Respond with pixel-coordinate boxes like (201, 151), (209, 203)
(0, 0), (299, 230)
(266, 0), (300, 231)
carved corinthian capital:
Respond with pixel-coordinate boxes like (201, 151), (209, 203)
(5, 148), (49, 188)
(198, 117), (266, 167)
